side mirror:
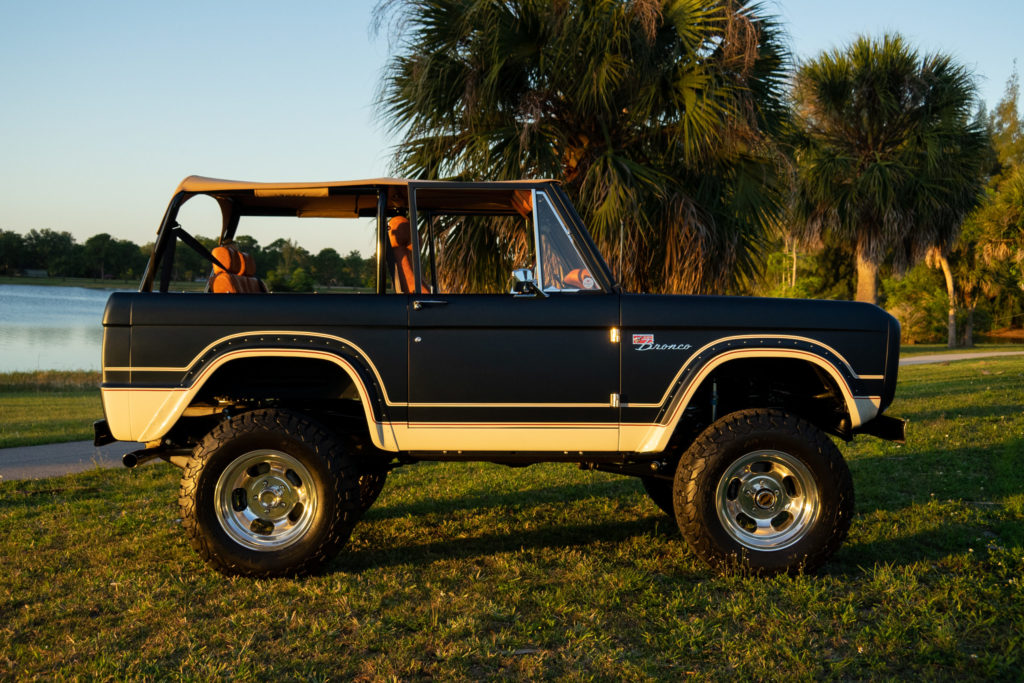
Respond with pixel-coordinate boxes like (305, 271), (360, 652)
(510, 268), (548, 298)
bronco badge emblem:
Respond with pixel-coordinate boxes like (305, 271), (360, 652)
(632, 333), (692, 352)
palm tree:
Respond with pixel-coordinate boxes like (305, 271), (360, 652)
(791, 34), (988, 305)
(951, 165), (1024, 344)
(376, 0), (790, 293)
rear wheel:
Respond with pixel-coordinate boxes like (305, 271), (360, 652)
(340, 431), (389, 513)
(357, 470), (388, 513)
(673, 408), (854, 574)
(180, 409), (361, 577)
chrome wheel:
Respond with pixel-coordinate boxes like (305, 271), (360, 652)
(214, 449), (318, 551)
(715, 449), (820, 551)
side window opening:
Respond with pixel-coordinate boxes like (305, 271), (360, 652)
(419, 213), (532, 294)
(238, 214), (377, 294)
(410, 186), (598, 295)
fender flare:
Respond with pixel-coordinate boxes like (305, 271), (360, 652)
(105, 332), (401, 450)
(624, 336), (880, 453)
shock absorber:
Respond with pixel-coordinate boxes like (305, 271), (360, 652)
(711, 379), (718, 421)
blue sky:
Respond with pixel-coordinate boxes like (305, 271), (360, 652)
(1, 0), (1021, 257)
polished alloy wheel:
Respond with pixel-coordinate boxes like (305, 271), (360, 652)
(214, 449), (318, 551)
(715, 449), (820, 551)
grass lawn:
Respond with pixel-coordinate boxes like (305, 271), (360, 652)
(900, 342), (1024, 355)
(1, 358), (1022, 678)
(0, 371), (102, 448)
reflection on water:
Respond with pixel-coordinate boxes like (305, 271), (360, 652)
(0, 284), (126, 371)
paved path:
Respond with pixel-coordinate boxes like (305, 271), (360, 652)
(3, 350), (1023, 482)
(899, 350), (1024, 366)
(0, 440), (144, 482)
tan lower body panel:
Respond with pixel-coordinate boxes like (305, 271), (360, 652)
(393, 423), (618, 452)
(101, 387), (881, 455)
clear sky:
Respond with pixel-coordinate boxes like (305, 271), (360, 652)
(2, 0), (1021, 257)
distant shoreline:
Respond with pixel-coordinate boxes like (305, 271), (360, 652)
(0, 276), (202, 291)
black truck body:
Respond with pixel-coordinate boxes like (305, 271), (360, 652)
(96, 176), (904, 577)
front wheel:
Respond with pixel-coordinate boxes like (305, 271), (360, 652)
(179, 409), (361, 577)
(673, 409), (854, 574)
(640, 476), (675, 518)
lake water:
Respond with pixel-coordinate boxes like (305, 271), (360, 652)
(0, 284), (126, 372)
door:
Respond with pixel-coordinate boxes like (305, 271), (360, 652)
(406, 293), (620, 451)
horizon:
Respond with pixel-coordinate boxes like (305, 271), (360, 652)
(2, 0), (1021, 257)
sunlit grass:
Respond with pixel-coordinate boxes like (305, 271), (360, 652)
(900, 342), (1024, 355)
(0, 372), (102, 448)
(1, 359), (1023, 678)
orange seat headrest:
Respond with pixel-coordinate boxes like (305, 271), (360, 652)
(211, 245), (240, 274)
(563, 268), (596, 290)
(211, 244), (256, 276)
(388, 216), (411, 248)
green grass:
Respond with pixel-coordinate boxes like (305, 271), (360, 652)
(2, 359), (1023, 678)
(900, 342), (1024, 355)
(0, 371), (101, 448)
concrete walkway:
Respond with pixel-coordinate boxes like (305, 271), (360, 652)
(0, 440), (144, 482)
(3, 350), (1023, 482)
(899, 350), (1024, 366)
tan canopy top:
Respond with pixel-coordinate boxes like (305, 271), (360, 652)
(175, 175), (551, 218)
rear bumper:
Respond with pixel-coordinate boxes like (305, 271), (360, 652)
(853, 414), (906, 444)
(93, 419), (116, 447)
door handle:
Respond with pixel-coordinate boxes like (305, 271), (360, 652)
(412, 300), (448, 310)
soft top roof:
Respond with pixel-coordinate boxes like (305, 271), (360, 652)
(176, 176), (415, 194)
(175, 175), (556, 218)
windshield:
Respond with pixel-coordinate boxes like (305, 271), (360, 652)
(534, 191), (596, 291)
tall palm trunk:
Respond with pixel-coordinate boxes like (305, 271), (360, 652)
(791, 240), (797, 288)
(855, 240), (878, 304)
(937, 253), (957, 348)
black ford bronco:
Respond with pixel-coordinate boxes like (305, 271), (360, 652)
(95, 176), (905, 577)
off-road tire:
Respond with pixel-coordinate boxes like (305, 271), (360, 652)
(640, 476), (675, 518)
(673, 408), (854, 575)
(357, 471), (387, 512)
(179, 408), (361, 577)
(339, 431), (389, 513)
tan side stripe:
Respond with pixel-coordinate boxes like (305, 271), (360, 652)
(108, 331), (883, 413)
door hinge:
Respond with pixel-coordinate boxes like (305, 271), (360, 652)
(610, 393), (620, 408)
(609, 327), (621, 343)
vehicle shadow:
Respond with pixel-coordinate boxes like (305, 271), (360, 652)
(847, 435), (1023, 513)
(340, 433), (1024, 575)
(827, 508), (1021, 577)
(825, 434), (1024, 573)
(364, 475), (641, 521)
(333, 514), (679, 574)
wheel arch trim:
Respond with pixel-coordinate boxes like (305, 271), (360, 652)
(102, 346), (399, 450)
(621, 342), (880, 453)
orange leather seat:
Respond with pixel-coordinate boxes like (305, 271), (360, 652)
(209, 244), (266, 293)
(563, 268), (596, 290)
(388, 217), (427, 294)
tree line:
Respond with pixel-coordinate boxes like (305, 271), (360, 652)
(378, 0), (1024, 345)
(0, 229), (375, 291)
(4, 1), (1022, 345)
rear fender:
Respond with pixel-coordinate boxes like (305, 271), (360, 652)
(101, 333), (399, 450)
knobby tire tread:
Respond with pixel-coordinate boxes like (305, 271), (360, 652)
(673, 408), (854, 575)
(179, 408), (361, 578)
